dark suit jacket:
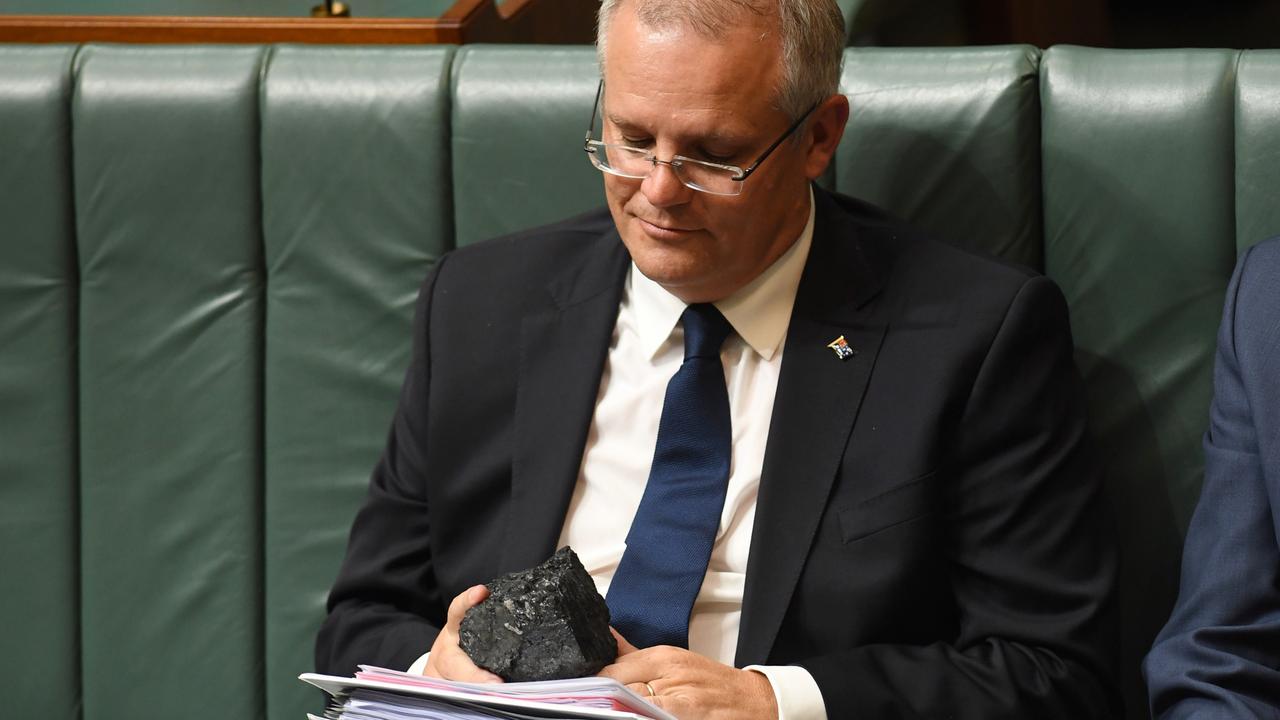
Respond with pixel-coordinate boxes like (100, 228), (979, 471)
(1144, 238), (1280, 719)
(317, 188), (1120, 718)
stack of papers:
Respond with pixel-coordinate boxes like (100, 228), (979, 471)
(300, 666), (677, 720)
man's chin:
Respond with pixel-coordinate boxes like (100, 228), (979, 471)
(631, 255), (733, 303)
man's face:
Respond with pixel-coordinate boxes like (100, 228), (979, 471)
(600, 6), (818, 304)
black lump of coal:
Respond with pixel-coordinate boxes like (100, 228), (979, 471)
(459, 546), (616, 682)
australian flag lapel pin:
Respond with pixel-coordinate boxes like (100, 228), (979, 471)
(827, 335), (856, 361)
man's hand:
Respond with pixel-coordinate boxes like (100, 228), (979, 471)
(421, 585), (503, 683)
(598, 630), (778, 720)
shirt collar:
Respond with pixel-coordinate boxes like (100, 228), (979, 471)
(629, 187), (816, 362)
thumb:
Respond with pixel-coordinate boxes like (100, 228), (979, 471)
(446, 584), (490, 628)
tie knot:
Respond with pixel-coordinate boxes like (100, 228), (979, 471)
(681, 303), (733, 360)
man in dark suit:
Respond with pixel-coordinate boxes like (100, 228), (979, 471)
(317, 0), (1119, 717)
(1144, 237), (1280, 718)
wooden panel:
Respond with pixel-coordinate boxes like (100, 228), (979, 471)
(0, 0), (596, 44)
(0, 15), (457, 43)
(0, 0), (455, 17)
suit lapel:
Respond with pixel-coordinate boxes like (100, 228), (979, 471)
(736, 189), (891, 666)
(500, 233), (630, 574)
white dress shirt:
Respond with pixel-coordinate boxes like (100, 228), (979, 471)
(555, 190), (825, 720)
(412, 191), (826, 719)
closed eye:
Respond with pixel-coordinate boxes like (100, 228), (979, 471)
(687, 143), (741, 164)
(615, 137), (735, 164)
(696, 151), (734, 164)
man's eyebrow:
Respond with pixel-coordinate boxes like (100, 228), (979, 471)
(605, 113), (646, 133)
(604, 112), (743, 144)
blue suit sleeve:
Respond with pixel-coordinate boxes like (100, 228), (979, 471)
(1144, 239), (1280, 719)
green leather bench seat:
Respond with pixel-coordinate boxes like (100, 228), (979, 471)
(1043, 48), (1243, 706)
(451, 45), (602, 246)
(0, 43), (454, 720)
(74, 45), (267, 719)
(0, 44), (79, 720)
(1236, 52), (1280, 253)
(261, 45), (454, 718)
(837, 45), (1043, 268)
(3, 43), (1279, 720)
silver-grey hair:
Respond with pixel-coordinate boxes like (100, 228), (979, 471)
(596, 0), (845, 122)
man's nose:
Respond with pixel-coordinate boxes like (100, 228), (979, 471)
(640, 160), (694, 208)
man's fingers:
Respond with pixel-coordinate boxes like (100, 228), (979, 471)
(467, 584), (490, 605)
(624, 681), (664, 705)
(446, 584), (489, 627)
(597, 662), (639, 685)
(604, 646), (774, 718)
(625, 682), (647, 696)
(598, 650), (663, 686)
(450, 660), (503, 684)
(427, 661), (502, 684)
(424, 585), (501, 683)
(438, 649), (503, 684)
(424, 641), (504, 684)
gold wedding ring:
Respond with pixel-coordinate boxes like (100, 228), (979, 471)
(643, 681), (657, 697)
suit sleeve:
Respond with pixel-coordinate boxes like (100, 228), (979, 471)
(1143, 244), (1280, 719)
(315, 254), (451, 676)
(800, 275), (1121, 718)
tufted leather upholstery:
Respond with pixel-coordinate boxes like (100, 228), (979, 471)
(2, 43), (1276, 719)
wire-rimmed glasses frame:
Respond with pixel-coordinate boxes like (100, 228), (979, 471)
(582, 80), (817, 197)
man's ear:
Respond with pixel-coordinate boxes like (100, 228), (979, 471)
(803, 94), (850, 181)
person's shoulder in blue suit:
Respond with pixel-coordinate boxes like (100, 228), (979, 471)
(1145, 236), (1280, 719)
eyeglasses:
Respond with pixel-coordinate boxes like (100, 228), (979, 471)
(583, 81), (816, 197)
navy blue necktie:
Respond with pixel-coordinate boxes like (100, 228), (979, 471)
(607, 303), (734, 649)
